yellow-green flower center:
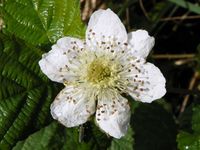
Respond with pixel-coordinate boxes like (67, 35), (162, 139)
(87, 59), (112, 84)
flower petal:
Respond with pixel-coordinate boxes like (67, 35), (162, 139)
(50, 85), (96, 127)
(86, 9), (127, 45)
(39, 37), (84, 83)
(128, 30), (155, 58)
(127, 61), (166, 103)
(95, 91), (131, 138)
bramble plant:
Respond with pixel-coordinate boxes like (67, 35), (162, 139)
(0, 0), (200, 150)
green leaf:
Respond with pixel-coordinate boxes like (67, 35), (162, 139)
(191, 105), (200, 133)
(0, 50), (39, 88)
(169, 0), (200, 15)
(131, 103), (177, 150)
(13, 123), (93, 150)
(13, 122), (64, 150)
(62, 127), (93, 150)
(0, 34), (57, 149)
(177, 132), (200, 150)
(2, 0), (85, 45)
(88, 122), (111, 149)
(0, 0), (86, 147)
(108, 127), (134, 150)
(177, 105), (200, 150)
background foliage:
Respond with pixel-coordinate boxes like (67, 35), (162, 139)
(0, 0), (200, 149)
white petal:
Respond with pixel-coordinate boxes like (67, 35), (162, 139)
(127, 62), (166, 103)
(95, 91), (131, 139)
(50, 85), (95, 127)
(128, 30), (155, 58)
(86, 9), (127, 45)
(39, 37), (84, 83)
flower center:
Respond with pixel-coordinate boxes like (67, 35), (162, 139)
(87, 59), (111, 84)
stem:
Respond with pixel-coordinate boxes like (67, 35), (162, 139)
(126, 7), (131, 31)
(79, 125), (84, 143)
(139, 0), (150, 20)
(152, 54), (195, 59)
(180, 72), (199, 113)
(160, 15), (200, 21)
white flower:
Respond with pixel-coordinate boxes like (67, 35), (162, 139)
(39, 8), (166, 139)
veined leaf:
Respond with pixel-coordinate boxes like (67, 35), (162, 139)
(0, 51), (40, 88)
(0, 34), (57, 149)
(0, 0), (88, 150)
(0, 76), (25, 100)
(0, 94), (26, 138)
(0, 86), (45, 149)
(0, 0), (86, 147)
(2, 0), (85, 45)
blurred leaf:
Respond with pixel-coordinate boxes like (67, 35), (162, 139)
(156, 99), (173, 113)
(177, 132), (200, 150)
(149, 2), (170, 22)
(169, 0), (200, 15)
(2, 0), (85, 45)
(108, 127), (134, 150)
(177, 105), (200, 150)
(131, 103), (177, 150)
(149, 2), (176, 34)
(191, 105), (200, 133)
